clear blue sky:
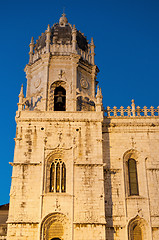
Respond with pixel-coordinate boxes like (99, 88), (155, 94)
(0, 0), (159, 205)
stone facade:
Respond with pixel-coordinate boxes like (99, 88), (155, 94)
(6, 14), (159, 240)
(0, 204), (8, 240)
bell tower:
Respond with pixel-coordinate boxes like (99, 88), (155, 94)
(24, 13), (100, 113)
(7, 14), (105, 240)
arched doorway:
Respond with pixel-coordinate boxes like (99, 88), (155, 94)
(54, 86), (66, 111)
(41, 212), (70, 240)
(128, 215), (149, 240)
(51, 238), (61, 240)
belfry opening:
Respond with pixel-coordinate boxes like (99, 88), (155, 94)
(54, 86), (66, 111)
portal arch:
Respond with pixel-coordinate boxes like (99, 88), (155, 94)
(128, 215), (150, 240)
(40, 212), (70, 240)
(51, 238), (61, 240)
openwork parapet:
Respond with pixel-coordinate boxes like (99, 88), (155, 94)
(104, 100), (159, 118)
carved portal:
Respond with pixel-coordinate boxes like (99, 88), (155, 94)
(128, 215), (149, 240)
(41, 213), (70, 240)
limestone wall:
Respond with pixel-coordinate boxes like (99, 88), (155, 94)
(7, 111), (106, 240)
(103, 117), (159, 240)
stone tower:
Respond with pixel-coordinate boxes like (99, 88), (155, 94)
(7, 14), (106, 240)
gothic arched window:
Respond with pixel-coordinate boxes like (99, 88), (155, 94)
(128, 158), (139, 196)
(54, 86), (66, 111)
(50, 160), (66, 193)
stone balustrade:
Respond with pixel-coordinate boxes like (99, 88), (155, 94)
(76, 47), (92, 64)
(104, 100), (159, 117)
(31, 44), (92, 64)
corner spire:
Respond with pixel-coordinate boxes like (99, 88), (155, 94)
(96, 85), (103, 112)
(19, 84), (24, 99)
(17, 84), (24, 112)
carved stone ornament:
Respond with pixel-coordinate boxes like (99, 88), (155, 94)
(34, 78), (41, 88)
(80, 77), (88, 89)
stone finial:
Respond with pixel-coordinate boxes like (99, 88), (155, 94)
(29, 37), (34, 50)
(46, 24), (51, 53)
(47, 24), (51, 32)
(59, 13), (68, 27)
(19, 84), (24, 99)
(131, 99), (136, 117)
(72, 25), (77, 52)
(18, 84), (24, 111)
(90, 37), (95, 65)
(96, 85), (103, 112)
(29, 37), (34, 64)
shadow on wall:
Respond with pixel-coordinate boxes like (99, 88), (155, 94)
(103, 119), (115, 240)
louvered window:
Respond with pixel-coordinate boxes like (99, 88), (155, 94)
(128, 158), (139, 195)
(50, 159), (66, 193)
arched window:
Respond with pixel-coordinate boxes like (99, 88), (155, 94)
(54, 86), (66, 111)
(128, 158), (139, 196)
(133, 225), (142, 240)
(50, 160), (66, 193)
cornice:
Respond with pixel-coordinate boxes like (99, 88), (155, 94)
(15, 111), (103, 123)
(16, 118), (102, 123)
(9, 162), (41, 166)
(73, 222), (106, 225)
(7, 221), (39, 224)
(103, 122), (159, 128)
(74, 163), (103, 166)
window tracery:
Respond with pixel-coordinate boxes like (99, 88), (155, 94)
(50, 159), (66, 193)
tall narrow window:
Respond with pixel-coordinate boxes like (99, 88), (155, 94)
(61, 163), (66, 192)
(133, 225), (142, 240)
(54, 86), (66, 111)
(50, 162), (55, 192)
(128, 158), (139, 195)
(56, 162), (60, 192)
(49, 160), (66, 193)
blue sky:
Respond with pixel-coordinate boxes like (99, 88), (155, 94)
(0, 0), (159, 205)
